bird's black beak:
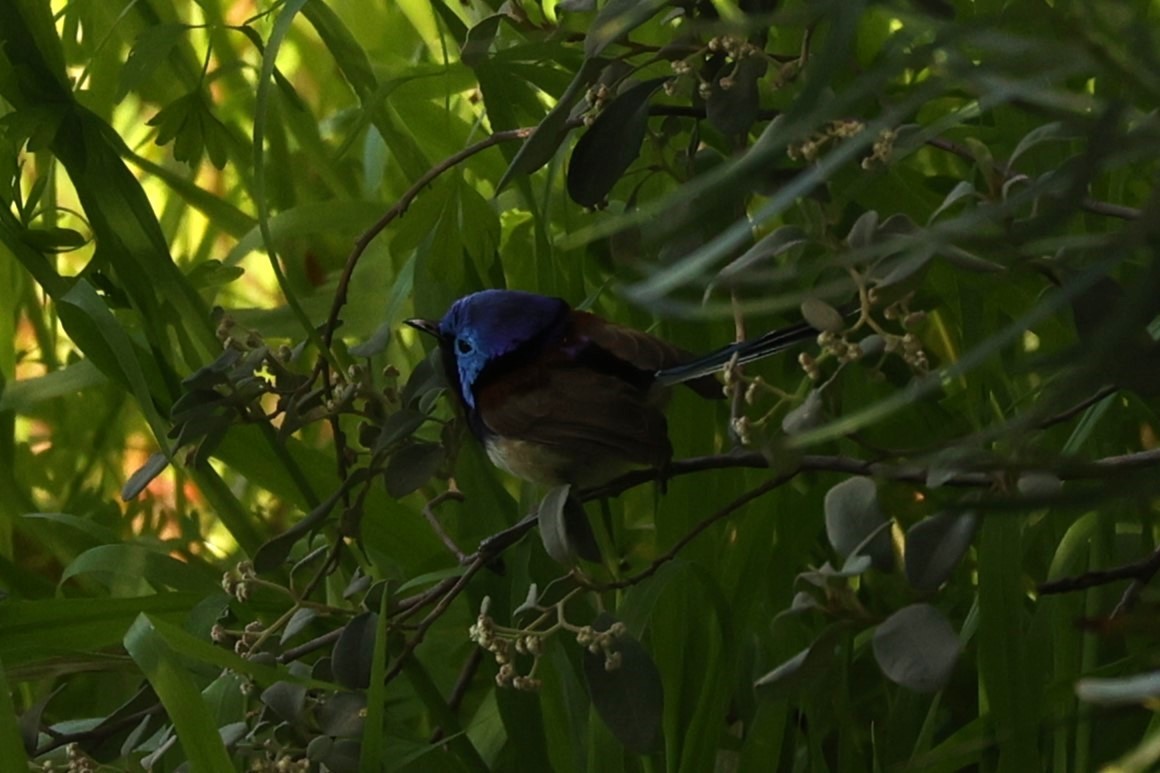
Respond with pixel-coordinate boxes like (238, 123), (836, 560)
(404, 318), (441, 338)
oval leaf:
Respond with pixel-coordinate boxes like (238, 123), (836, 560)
(823, 477), (893, 570)
(331, 612), (378, 690)
(846, 210), (879, 249)
(905, 511), (978, 592)
(800, 299), (845, 334)
(781, 390), (825, 435)
(872, 603), (960, 693)
(384, 442), (443, 499)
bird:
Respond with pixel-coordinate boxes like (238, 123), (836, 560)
(405, 289), (824, 488)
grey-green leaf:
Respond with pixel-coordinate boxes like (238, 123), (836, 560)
(538, 484), (576, 567)
(904, 511), (977, 591)
(800, 299), (845, 334)
(1076, 671), (1160, 706)
(823, 477), (893, 570)
(872, 604), (960, 693)
(781, 390), (824, 435)
(121, 452), (169, 501)
(583, 612), (664, 753)
(846, 210), (879, 249)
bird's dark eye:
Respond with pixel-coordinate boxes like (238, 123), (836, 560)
(456, 338), (473, 354)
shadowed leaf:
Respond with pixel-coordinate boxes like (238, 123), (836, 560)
(583, 612), (664, 754)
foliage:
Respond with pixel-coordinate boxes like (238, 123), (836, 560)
(1, 0), (1160, 771)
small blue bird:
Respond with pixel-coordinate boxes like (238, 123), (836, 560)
(406, 290), (822, 487)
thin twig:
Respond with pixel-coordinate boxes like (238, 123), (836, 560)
(587, 469), (799, 591)
(383, 558), (487, 685)
(582, 446), (1160, 501)
(421, 489), (467, 561)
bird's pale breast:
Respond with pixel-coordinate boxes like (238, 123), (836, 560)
(484, 435), (635, 488)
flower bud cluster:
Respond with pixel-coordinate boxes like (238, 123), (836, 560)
(582, 84), (612, 126)
(469, 606), (544, 691)
(879, 299), (931, 370)
(575, 622), (627, 672)
(707, 35), (762, 60)
(798, 352), (821, 381)
(61, 744), (96, 773)
(222, 560), (257, 602)
(788, 120), (866, 162)
(731, 415), (752, 446)
(216, 315), (265, 352)
(816, 331), (864, 364)
(861, 128), (898, 169)
(233, 620), (266, 656)
(247, 755), (309, 772)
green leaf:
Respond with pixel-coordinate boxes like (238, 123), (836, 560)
(123, 615), (234, 772)
(117, 23), (189, 102)
(56, 279), (169, 444)
(566, 78), (667, 207)
(461, 15), (505, 68)
(21, 512), (120, 545)
(0, 594), (199, 666)
(498, 57), (603, 191)
(332, 611), (378, 690)
(60, 544), (217, 593)
(872, 603), (960, 693)
(20, 225), (86, 252)
(755, 623), (848, 695)
(0, 359), (105, 413)
(584, 0), (667, 58)
(0, 657), (30, 767)
(134, 614), (334, 691)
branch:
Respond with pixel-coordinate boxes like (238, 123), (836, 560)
(322, 127), (542, 348)
(583, 446), (1160, 501)
(924, 137), (1140, 221)
(587, 468), (798, 591)
(1038, 543), (1160, 608)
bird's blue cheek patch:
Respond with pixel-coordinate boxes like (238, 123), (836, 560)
(457, 353), (487, 409)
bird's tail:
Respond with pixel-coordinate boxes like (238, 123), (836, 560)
(654, 318), (823, 388)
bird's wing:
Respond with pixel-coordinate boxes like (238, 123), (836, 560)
(475, 361), (673, 474)
(570, 311), (722, 399)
